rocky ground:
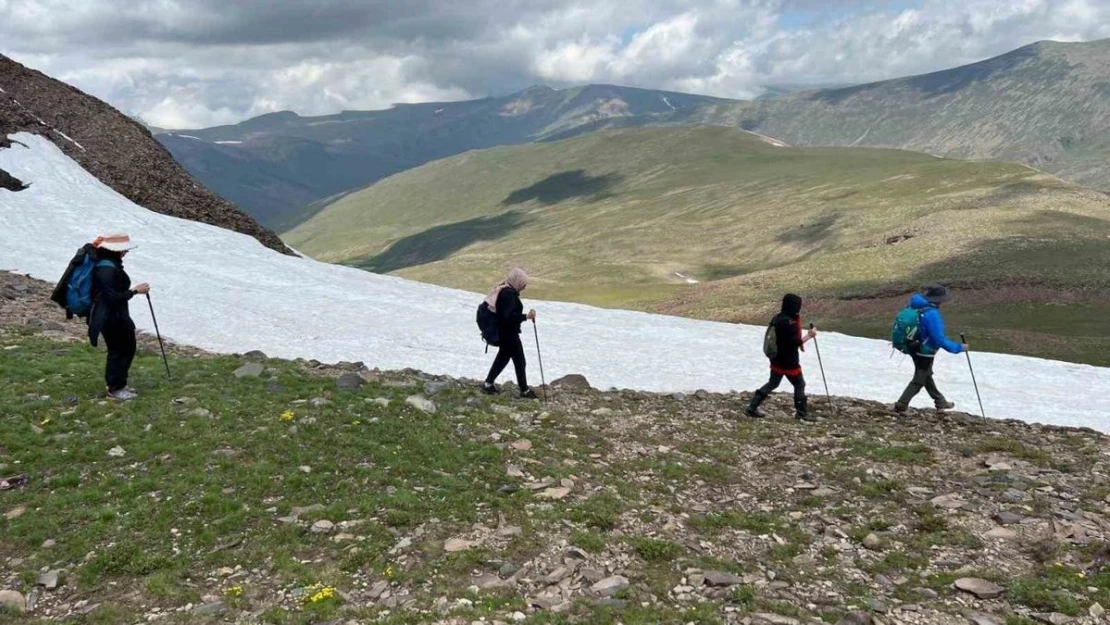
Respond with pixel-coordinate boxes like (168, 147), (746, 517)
(0, 271), (1108, 625)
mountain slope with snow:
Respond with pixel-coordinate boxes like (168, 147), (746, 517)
(1, 133), (1108, 431)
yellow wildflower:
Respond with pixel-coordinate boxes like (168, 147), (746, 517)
(224, 585), (244, 597)
(40, 418), (51, 426)
(280, 410), (295, 422)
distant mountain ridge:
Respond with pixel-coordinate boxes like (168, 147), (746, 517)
(0, 54), (290, 255)
(156, 38), (1110, 229)
(155, 85), (729, 228)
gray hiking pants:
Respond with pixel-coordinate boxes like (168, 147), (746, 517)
(896, 353), (948, 409)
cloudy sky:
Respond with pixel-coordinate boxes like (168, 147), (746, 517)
(2, 0), (1108, 128)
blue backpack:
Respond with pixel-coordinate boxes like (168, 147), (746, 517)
(891, 306), (926, 354)
(476, 301), (499, 350)
(66, 253), (115, 318)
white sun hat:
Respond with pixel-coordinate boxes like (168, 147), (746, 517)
(93, 232), (137, 252)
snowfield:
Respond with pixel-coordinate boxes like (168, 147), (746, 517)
(2, 133), (1108, 432)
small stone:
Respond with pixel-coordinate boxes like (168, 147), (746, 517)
(591, 575), (629, 596)
(868, 598), (889, 614)
(309, 397), (332, 407)
(471, 574), (505, 589)
(4, 505), (26, 520)
(590, 407), (613, 416)
(863, 533), (883, 550)
(405, 395), (437, 413)
(931, 494), (966, 509)
(538, 487), (571, 500)
(310, 520), (335, 534)
(955, 577), (1005, 599)
(36, 570), (60, 590)
(788, 511), (805, 521)
(367, 580), (389, 599)
(0, 590), (25, 612)
(41, 539), (55, 549)
(496, 525), (523, 538)
(581, 568), (605, 583)
(703, 571), (743, 587)
(993, 511), (1024, 525)
(233, 363), (264, 378)
(544, 566), (572, 584)
(172, 396), (197, 405)
(265, 380), (283, 394)
(188, 408), (212, 418)
(511, 439), (533, 451)
(499, 562), (519, 577)
(1034, 614), (1075, 625)
(985, 527), (1018, 541)
(964, 612), (1003, 625)
(551, 374), (591, 390)
(290, 504), (326, 518)
(337, 373), (364, 391)
(506, 465), (524, 477)
(107, 445), (126, 457)
(243, 350), (268, 360)
(836, 612), (872, 625)
(424, 380), (453, 395)
(1089, 603), (1105, 619)
(445, 538), (477, 552)
(566, 546), (590, 560)
(194, 602), (226, 616)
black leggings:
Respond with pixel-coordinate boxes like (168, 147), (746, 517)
(750, 371), (807, 414)
(101, 319), (137, 392)
(486, 334), (528, 389)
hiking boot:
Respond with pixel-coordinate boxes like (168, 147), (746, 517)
(480, 382), (500, 395)
(745, 406), (767, 419)
(519, 387), (539, 400)
(107, 388), (138, 401)
(893, 403), (909, 415)
(795, 411), (816, 422)
(935, 400), (955, 412)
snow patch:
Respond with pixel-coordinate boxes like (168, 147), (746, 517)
(662, 97), (676, 111)
(743, 129), (788, 147)
(214, 140), (243, 145)
(674, 272), (699, 284)
(1, 132), (1109, 432)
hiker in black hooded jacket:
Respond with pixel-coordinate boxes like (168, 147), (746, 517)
(87, 234), (149, 401)
(481, 268), (538, 399)
(747, 293), (817, 421)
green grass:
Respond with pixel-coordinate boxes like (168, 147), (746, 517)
(285, 126), (1110, 366)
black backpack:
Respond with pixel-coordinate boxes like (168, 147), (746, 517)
(476, 302), (500, 350)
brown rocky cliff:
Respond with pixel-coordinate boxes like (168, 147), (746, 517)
(0, 54), (292, 255)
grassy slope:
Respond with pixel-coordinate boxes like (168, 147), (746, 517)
(285, 127), (1110, 365)
(2, 329), (1109, 624)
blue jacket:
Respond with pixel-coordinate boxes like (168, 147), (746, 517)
(908, 294), (963, 355)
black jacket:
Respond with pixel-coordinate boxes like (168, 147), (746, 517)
(87, 256), (134, 347)
(769, 294), (804, 372)
(494, 286), (527, 336)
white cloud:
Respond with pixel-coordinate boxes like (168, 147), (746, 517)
(2, 0), (1108, 127)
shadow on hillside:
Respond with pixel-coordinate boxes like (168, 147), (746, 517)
(502, 170), (622, 206)
(352, 211), (528, 273)
(777, 214), (839, 246)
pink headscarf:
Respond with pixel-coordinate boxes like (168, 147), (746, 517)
(484, 268), (529, 312)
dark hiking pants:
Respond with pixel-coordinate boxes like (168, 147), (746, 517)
(749, 371), (807, 415)
(102, 319), (137, 392)
(486, 334), (528, 390)
(896, 353), (948, 409)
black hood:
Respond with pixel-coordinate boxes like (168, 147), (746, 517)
(780, 293), (802, 316)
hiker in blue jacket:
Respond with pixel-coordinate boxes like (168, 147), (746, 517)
(894, 284), (968, 414)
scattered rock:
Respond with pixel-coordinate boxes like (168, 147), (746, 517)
(703, 571), (743, 587)
(753, 614), (803, 625)
(551, 374), (592, 390)
(538, 487), (571, 500)
(445, 538), (477, 552)
(591, 407), (613, 417)
(868, 598), (889, 614)
(243, 350), (268, 360)
(1033, 614), (1075, 625)
(310, 520), (335, 534)
(424, 380), (454, 395)
(472, 574), (506, 589)
(290, 504), (326, 518)
(863, 533), (883, 550)
(836, 612), (873, 625)
(336, 372), (364, 391)
(232, 362), (264, 378)
(931, 493), (966, 509)
(964, 613), (1003, 625)
(590, 575), (629, 596)
(993, 511), (1024, 525)
(41, 539), (55, 549)
(405, 395), (437, 413)
(193, 602), (226, 616)
(954, 577), (1005, 599)
(107, 445), (126, 457)
(544, 566), (572, 584)
(36, 570), (60, 590)
(1089, 603), (1105, 619)
(4, 505), (26, 520)
(985, 527), (1018, 541)
(309, 397), (332, 407)
(499, 562), (519, 577)
(188, 408), (212, 418)
(0, 590), (25, 612)
(511, 439), (533, 451)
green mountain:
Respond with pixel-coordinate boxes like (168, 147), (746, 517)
(155, 86), (728, 228)
(161, 39), (1110, 228)
(285, 126), (1110, 365)
(697, 39), (1110, 193)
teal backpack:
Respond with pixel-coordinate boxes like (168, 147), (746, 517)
(891, 307), (925, 354)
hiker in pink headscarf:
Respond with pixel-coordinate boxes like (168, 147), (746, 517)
(481, 268), (538, 399)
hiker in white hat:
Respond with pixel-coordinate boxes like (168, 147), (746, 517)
(89, 233), (150, 401)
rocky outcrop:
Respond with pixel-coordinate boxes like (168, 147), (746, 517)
(0, 55), (291, 254)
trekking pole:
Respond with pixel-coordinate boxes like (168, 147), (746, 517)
(810, 324), (836, 416)
(531, 319), (548, 403)
(145, 293), (172, 379)
(960, 333), (985, 418)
